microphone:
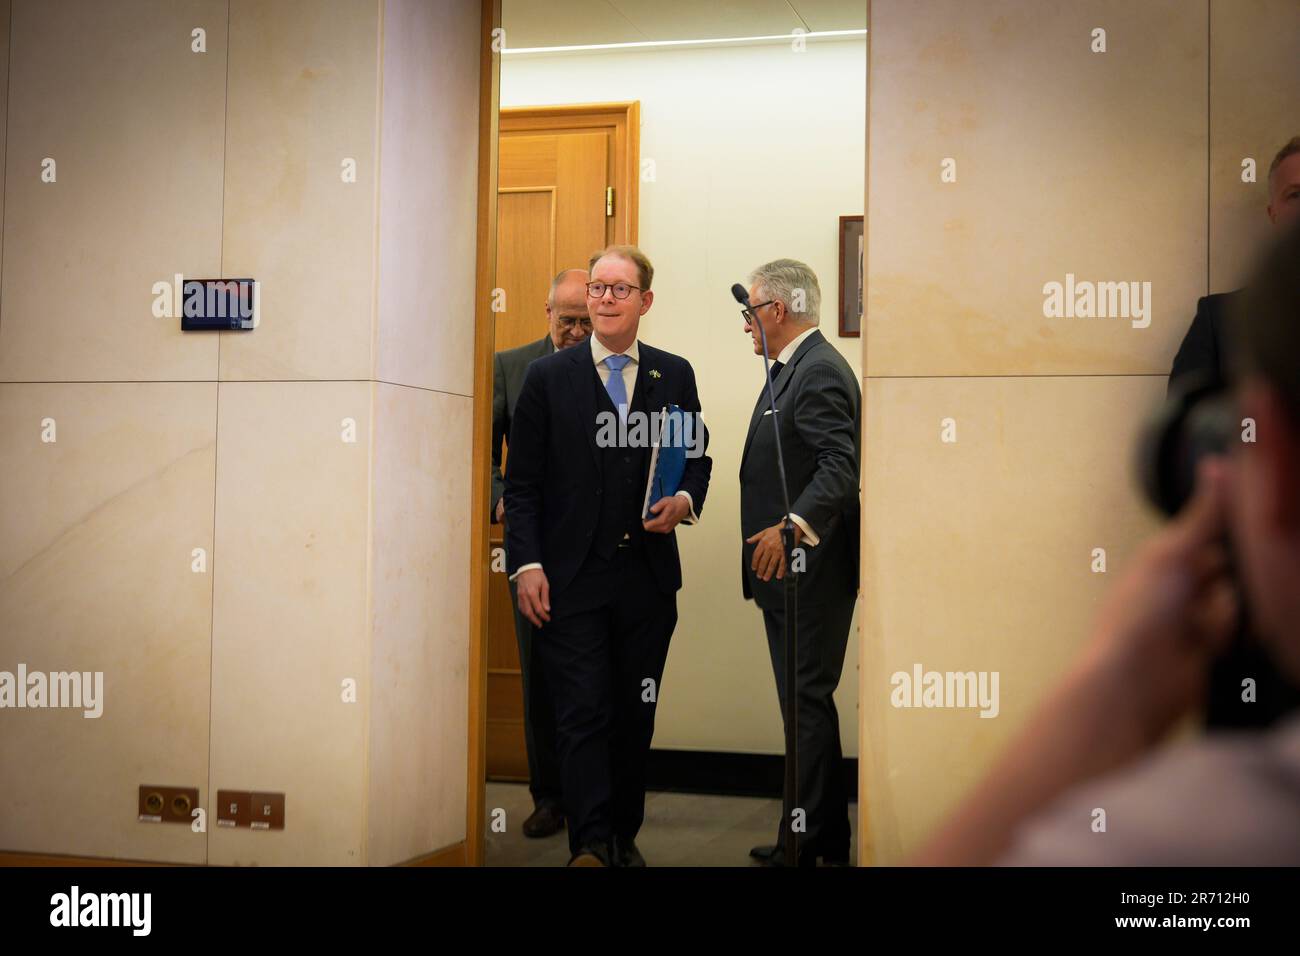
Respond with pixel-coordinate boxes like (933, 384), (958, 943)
(729, 283), (800, 867)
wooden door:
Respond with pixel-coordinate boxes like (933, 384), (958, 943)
(487, 103), (639, 779)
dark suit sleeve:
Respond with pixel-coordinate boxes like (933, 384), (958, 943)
(788, 360), (859, 539)
(676, 359), (712, 520)
(503, 362), (548, 575)
(1168, 296), (1220, 396)
(490, 351), (507, 521)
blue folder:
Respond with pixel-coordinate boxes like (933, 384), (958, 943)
(642, 404), (692, 519)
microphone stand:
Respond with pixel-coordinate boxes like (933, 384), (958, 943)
(743, 293), (801, 867)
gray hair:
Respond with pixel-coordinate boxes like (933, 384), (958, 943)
(547, 268), (589, 305)
(748, 258), (821, 326)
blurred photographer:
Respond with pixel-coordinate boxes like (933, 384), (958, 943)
(913, 221), (1300, 865)
(1169, 136), (1300, 730)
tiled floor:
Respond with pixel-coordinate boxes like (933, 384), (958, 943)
(484, 782), (857, 867)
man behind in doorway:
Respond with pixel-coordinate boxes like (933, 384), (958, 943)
(490, 267), (590, 839)
(737, 259), (861, 867)
(1168, 135), (1300, 730)
(913, 221), (1300, 866)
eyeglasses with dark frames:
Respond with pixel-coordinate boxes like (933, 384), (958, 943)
(741, 300), (776, 324)
(587, 281), (642, 300)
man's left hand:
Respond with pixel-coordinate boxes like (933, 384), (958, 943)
(643, 495), (691, 534)
(747, 521), (805, 582)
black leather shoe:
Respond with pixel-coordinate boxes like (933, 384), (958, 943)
(752, 843), (850, 867)
(755, 846), (804, 867)
(522, 803), (565, 839)
(567, 841), (613, 867)
(821, 847), (851, 866)
(749, 843), (780, 863)
(612, 835), (646, 868)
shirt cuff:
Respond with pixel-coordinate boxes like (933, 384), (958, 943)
(675, 490), (699, 525)
(509, 562), (543, 581)
(788, 513), (819, 546)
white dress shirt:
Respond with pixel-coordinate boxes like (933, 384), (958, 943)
(509, 335), (698, 581)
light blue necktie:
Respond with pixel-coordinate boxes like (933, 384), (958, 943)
(603, 354), (631, 423)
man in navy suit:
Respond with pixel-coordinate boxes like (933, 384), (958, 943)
(504, 245), (712, 866)
(1170, 136), (1299, 393)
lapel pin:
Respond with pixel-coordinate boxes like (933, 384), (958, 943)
(649, 369), (661, 379)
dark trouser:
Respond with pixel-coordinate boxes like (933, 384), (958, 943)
(761, 595), (855, 860)
(507, 575), (563, 809)
(536, 545), (677, 857)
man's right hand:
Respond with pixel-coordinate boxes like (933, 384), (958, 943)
(516, 567), (551, 628)
(495, 498), (505, 524)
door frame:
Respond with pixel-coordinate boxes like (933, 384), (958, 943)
(465, 0), (502, 869)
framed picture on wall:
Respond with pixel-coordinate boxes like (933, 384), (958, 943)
(838, 215), (864, 337)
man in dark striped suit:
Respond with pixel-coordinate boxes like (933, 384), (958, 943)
(738, 258), (861, 867)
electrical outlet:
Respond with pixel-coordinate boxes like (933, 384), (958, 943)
(137, 785), (199, 825)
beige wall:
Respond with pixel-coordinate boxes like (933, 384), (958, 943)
(367, 0), (480, 868)
(501, 37), (866, 757)
(0, 0), (480, 866)
(860, 0), (1299, 864)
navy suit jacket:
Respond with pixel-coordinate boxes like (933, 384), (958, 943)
(739, 329), (861, 610)
(1168, 291), (1240, 395)
(504, 336), (712, 598)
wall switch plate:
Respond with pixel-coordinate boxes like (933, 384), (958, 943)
(216, 790), (251, 828)
(215, 790), (284, 830)
(249, 792), (285, 830)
